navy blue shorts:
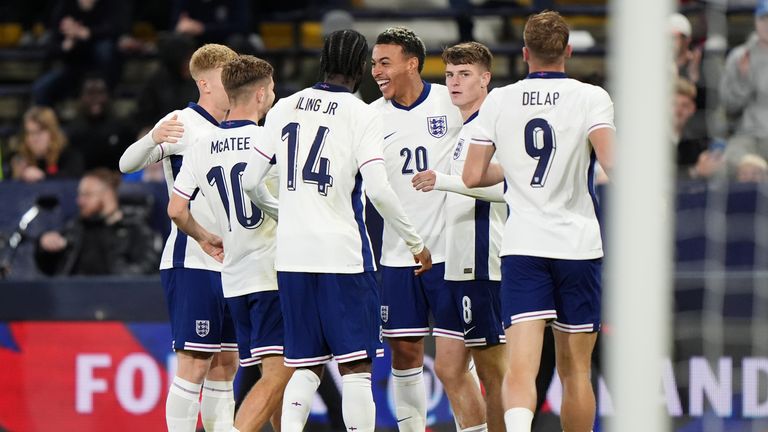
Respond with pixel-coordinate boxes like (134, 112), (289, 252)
(161, 268), (237, 352)
(380, 263), (463, 339)
(277, 271), (383, 367)
(446, 280), (506, 347)
(226, 291), (284, 367)
(500, 256), (601, 333)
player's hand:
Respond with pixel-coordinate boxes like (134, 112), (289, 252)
(40, 231), (67, 253)
(199, 234), (225, 263)
(413, 246), (432, 276)
(739, 49), (751, 79)
(151, 114), (185, 144)
(412, 170), (437, 192)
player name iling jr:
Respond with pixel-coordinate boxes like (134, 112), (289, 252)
(295, 96), (339, 116)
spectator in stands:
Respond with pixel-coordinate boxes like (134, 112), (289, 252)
(721, 0), (768, 176)
(736, 154), (768, 183)
(66, 74), (134, 171)
(35, 168), (160, 275)
(134, 34), (198, 130)
(31, 0), (129, 106)
(669, 12), (701, 84)
(10, 106), (83, 182)
(171, 0), (258, 52)
(675, 77), (723, 179)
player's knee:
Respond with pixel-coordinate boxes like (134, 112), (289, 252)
(434, 357), (465, 385)
(176, 351), (214, 382)
(388, 339), (423, 369)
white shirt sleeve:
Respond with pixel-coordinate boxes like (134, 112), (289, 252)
(118, 111), (178, 173)
(171, 153), (198, 200)
(586, 86), (615, 134)
(361, 161), (424, 255)
(433, 171), (505, 202)
(354, 111), (423, 254)
(468, 90), (502, 147)
(242, 125), (279, 221)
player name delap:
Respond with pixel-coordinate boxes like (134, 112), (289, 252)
(522, 91), (560, 106)
(295, 96), (339, 116)
(210, 136), (251, 154)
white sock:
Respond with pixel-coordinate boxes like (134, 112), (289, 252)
(462, 424), (488, 432)
(392, 367), (427, 432)
(504, 408), (534, 432)
(281, 368), (321, 432)
(231, 428), (241, 432)
(341, 372), (376, 432)
(166, 376), (202, 432)
(201, 380), (235, 432)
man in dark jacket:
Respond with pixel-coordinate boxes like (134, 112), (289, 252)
(35, 168), (160, 275)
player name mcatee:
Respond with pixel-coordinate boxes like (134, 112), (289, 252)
(522, 91), (560, 106)
(295, 96), (339, 115)
(211, 136), (251, 154)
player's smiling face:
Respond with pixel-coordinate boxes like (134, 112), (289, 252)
(445, 63), (487, 108)
(371, 43), (414, 100)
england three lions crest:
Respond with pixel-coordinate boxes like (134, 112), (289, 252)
(195, 320), (210, 337)
(427, 115), (447, 138)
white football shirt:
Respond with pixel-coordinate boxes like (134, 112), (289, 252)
(469, 73), (614, 259)
(251, 83), (384, 273)
(370, 82), (462, 267)
(444, 113), (506, 281)
(157, 103), (223, 272)
(173, 120), (278, 297)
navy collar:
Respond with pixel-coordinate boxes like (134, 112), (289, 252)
(187, 102), (219, 126)
(464, 110), (479, 125)
(391, 81), (431, 111)
(526, 71), (568, 79)
(220, 119), (257, 129)
(313, 82), (351, 93)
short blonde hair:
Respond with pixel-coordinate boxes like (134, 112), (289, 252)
(524, 11), (570, 64)
(189, 44), (238, 80)
(222, 55), (274, 104)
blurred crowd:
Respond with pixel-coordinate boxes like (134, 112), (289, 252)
(1, 0), (767, 278)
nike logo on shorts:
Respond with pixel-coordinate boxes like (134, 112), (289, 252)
(463, 326), (476, 336)
(397, 416), (412, 423)
(384, 131), (397, 140)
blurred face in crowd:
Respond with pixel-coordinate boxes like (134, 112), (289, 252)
(372, 44), (418, 101)
(445, 63), (489, 110)
(78, 0), (97, 11)
(24, 119), (51, 158)
(81, 78), (110, 118)
(674, 92), (696, 133)
(757, 15), (768, 44)
(737, 159), (768, 183)
(77, 176), (110, 218)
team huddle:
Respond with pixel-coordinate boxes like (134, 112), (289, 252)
(119, 10), (614, 432)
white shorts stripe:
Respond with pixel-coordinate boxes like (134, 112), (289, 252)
(183, 342), (221, 352)
(284, 354), (333, 367)
(383, 327), (431, 338)
(551, 321), (597, 333)
(251, 346), (284, 356)
(335, 350), (370, 364)
(376, 348), (384, 357)
(432, 328), (464, 341)
(509, 310), (557, 325)
(240, 357), (261, 367)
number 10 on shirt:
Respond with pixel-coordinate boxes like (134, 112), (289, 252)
(282, 122), (334, 196)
